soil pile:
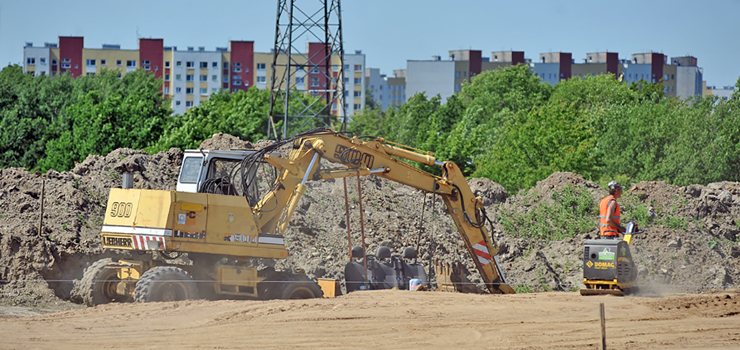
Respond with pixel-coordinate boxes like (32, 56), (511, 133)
(1, 134), (739, 307)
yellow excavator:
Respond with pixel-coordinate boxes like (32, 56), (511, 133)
(81, 128), (514, 305)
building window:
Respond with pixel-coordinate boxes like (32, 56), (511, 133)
(186, 87), (193, 94)
(126, 60), (136, 67)
(244, 81), (249, 86)
(463, 71), (467, 77)
(456, 71), (460, 78)
(296, 77), (305, 83)
(74, 64), (78, 69)
(354, 65), (362, 71)
(232, 89), (238, 93)
(234, 62), (241, 67)
(310, 67), (319, 74)
(62, 58), (71, 63)
(143, 60), (151, 65)
(257, 63), (266, 70)
(212, 88), (218, 93)
(176, 61), (182, 66)
(257, 76), (266, 83)
(494, 55), (498, 61)
(353, 91), (361, 97)
(200, 75), (207, 82)
(212, 62), (218, 68)
(233, 81), (242, 86)
(26, 57), (35, 64)
(212, 75), (217, 81)
(223, 75), (229, 82)
(100, 59), (106, 65)
(200, 62), (208, 69)
(186, 75), (194, 81)
(186, 61), (194, 68)
(176, 74), (181, 80)
(164, 87), (170, 94)
(165, 61), (170, 68)
(175, 101), (181, 106)
(223, 62), (229, 69)
(343, 78), (349, 83)
(671, 74), (675, 80)
(51, 59), (57, 65)
(200, 88), (207, 95)
(455, 84), (461, 92)
(354, 78), (361, 84)
(165, 74), (170, 81)
(233, 67), (241, 72)
(310, 77), (319, 87)
(116, 60), (122, 66)
(186, 101), (193, 107)
(353, 104), (361, 110)
(61, 63), (71, 69)
(176, 87), (182, 93)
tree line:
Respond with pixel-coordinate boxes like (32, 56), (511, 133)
(350, 65), (740, 193)
(1, 63), (739, 193)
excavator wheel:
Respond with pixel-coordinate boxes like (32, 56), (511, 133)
(134, 266), (199, 303)
(80, 258), (130, 306)
(280, 275), (324, 299)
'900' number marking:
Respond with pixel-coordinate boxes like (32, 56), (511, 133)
(110, 202), (133, 218)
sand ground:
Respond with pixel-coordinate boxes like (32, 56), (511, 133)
(2, 290), (739, 350)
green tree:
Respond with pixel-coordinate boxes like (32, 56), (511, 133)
(474, 102), (599, 192)
(40, 69), (171, 171)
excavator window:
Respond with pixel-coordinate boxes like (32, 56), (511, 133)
(179, 157), (202, 183)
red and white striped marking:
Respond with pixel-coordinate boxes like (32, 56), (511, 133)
(132, 235), (166, 250)
(473, 240), (492, 265)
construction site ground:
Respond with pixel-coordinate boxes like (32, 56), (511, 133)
(2, 133), (740, 348)
(2, 290), (740, 349)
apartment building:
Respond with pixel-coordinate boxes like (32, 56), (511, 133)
(22, 37), (365, 116)
(365, 68), (406, 110)
(403, 48), (703, 102)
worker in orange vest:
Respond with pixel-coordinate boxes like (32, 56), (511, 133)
(599, 181), (626, 239)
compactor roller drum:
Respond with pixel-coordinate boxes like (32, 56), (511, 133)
(80, 258), (129, 306)
(134, 266), (199, 303)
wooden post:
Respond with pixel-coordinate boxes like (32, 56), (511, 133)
(600, 302), (606, 350)
(37, 179), (45, 236)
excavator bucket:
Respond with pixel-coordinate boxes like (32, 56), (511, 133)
(434, 259), (480, 293)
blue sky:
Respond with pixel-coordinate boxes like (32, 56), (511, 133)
(1, 0), (739, 87)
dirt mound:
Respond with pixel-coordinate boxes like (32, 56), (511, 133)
(0, 148), (182, 306)
(198, 133), (255, 150)
(1, 136), (740, 307)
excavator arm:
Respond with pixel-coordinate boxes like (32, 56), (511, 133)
(252, 129), (514, 294)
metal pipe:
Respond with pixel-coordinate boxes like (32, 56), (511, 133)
(357, 168), (368, 290)
(301, 152), (319, 184)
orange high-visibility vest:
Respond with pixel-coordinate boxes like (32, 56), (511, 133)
(599, 195), (621, 236)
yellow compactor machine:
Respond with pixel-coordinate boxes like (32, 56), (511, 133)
(81, 128), (514, 305)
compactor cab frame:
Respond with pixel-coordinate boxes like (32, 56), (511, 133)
(84, 129), (514, 306)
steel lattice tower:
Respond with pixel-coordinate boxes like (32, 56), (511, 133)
(268, 0), (346, 140)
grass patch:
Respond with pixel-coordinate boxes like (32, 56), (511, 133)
(514, 284), (533, 293)
(499, 184), (596, 241)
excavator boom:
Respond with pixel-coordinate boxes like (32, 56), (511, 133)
(254, 129), (514, 294)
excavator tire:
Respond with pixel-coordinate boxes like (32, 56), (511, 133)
(134, 266), (199, 303)
(280, 275), (324, 299)
(80, 258), (129, 306)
